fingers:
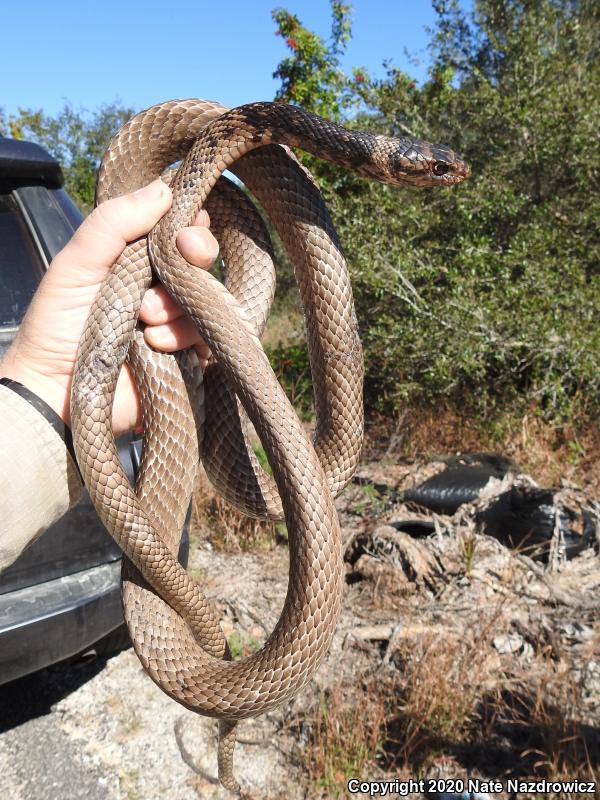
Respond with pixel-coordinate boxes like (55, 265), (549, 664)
(139, 287), (182, 325)
(141, 215), (219, 363)
(52, 179), (174, 284)
(140, 225), (219, 321)
(144, 317), (211, 363)
(61, 179), (220, 359)
(176, 225), (220, 265)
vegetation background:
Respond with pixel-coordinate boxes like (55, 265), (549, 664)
(3, 0), (598, 464)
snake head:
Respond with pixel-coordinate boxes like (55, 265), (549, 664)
(380, 136), (471, 188)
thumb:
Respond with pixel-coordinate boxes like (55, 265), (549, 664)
(50, 179), (173, 286)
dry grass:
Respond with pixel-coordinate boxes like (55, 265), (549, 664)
(190, 467), (282, 553)
(388, 623), (600, 786)
(302, 617), (504, 795)
(478, 636), (600, 788)
(262, 303), (304, 350)
(304, 683), (386, 798)
(480, 687), (599, 787)
(363, 402), (600, 495)
(302, 628), (600, 795)
(382, 619), (505, 772)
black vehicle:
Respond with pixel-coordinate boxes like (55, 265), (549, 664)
(0, 136), (187, 683)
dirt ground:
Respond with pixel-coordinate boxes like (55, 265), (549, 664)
(1, 437), (599, 800)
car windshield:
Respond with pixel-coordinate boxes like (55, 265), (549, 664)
(0, 190), (45, 328)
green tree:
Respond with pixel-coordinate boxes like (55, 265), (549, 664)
(269, 0), (600, 420)
(1, 102), (134, 212)
(272, 2), (359, 120)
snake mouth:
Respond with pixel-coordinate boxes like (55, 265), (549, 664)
(452, 159), (471, 181)
(393, 163), (471, 188)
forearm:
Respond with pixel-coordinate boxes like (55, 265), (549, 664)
(0, 384), (82, 572)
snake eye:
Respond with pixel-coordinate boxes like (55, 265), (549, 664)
(433, 161), (449, 176)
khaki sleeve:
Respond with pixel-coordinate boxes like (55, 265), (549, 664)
(0, 384), (82, 571)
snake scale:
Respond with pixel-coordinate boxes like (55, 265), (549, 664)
(70, 99), (469, 792)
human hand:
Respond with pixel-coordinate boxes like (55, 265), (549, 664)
(0, 179), (219, 435)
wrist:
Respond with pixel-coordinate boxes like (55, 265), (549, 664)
(0, 353), (70, 425)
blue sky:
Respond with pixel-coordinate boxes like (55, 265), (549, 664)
(3, 1), (471, 118)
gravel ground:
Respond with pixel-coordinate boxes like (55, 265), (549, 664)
(2, 459), (598, 800)
(0, 548), (309, 800)
(0, 645), (298, 800)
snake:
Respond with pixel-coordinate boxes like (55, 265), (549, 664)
(70, 99), (469, 793)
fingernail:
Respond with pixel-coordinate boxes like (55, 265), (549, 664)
(201, 228), (220, 258)
(187, 226), (220, 260)
(195, 209), (210, 226)
(140, 290), (160, 315)
(206, 233), (220, 260)
(144, 325), (171, 349)
(133, 178), (167, 201)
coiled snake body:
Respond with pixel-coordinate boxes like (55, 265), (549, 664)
(70, 99), (469, 792)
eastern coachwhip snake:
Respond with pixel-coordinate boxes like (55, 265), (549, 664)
(70, 99), (469, 792)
